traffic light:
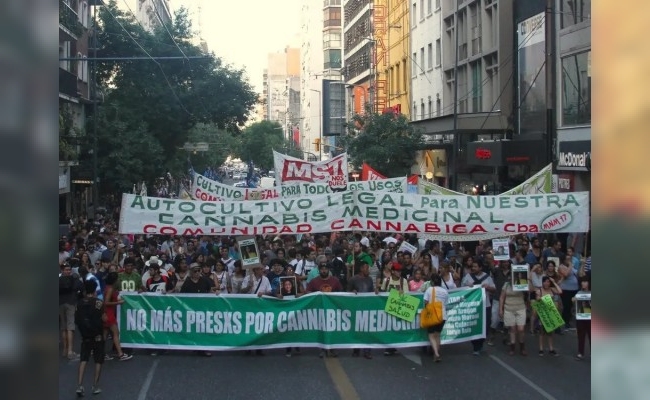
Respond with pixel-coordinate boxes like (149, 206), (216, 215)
(313, 138), (321, 152)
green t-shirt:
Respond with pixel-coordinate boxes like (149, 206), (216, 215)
(346, 252), (373, 275)
(118, 271), (142, 292)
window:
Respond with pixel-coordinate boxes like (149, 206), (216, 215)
(420, 47), (425, 74)
(471, 60), (482, 112)
(560, 0), (590, 29)
(420, 0), (424, 20)
(427, 43), (433, 69)
(421, 101), (425, 119)
(561, 51), (591, 126)
(324, 8), (341, 27)
(395, 63), (400, 94)
(428, 98), (432, 117)
(436, 98), (441, 116)
(323, 32), (342, 48)
(324, 49), (342, 69)
(436, 39), (441, 66)
(436, 0), (440, 10)
(412, 53), (417, 76)
(77, 52), (83, 80)
(427, 0), (432, 15)
(412, 3), (417, 27)
(413, 103), (417, 120)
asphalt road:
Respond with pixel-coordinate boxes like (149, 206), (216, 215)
(59, 330), (590, 400)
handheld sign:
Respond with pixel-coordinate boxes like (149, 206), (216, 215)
(531, 294), (565, 333)
(575, 293), (591, 320)
(237, 236), (262, 270)
(511, 265), (529, 291)
(384, 289), (421, 322)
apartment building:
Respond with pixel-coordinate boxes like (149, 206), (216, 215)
(122, 0), (172, 33)
(59, 0), (96, 219)
(385, 0), (410, 117)
(553, 0), (591, 192)
(263, 48), (301, 149)
(343, 0), (373, 114)
(410, 0), (518, 192)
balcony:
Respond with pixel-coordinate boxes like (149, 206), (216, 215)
(59, 0), (83, 40)
(59, 67), (79, 99)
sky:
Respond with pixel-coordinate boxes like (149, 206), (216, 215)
(173, 0), (302, 94)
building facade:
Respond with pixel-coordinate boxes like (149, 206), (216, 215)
(126, 0), (172, 33)
(59, 0), (96, 220)
(553, 0), (590, 193)
(409, 0), (519, 193)
(385, 0), (410, 117)
(343, 0), (373, 115)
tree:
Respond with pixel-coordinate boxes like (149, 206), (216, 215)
(86, 1), (258, 192)
(341, 108), (424, 177)
(184, 123), (241, 173)
(237, 121), (299, 170)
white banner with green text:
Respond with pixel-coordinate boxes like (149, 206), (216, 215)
(118, 191), (589, 237)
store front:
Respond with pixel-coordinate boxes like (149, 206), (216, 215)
(555, 139), (591, 192)
(465, 138), (549, 194)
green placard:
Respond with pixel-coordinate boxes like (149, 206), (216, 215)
(532, 294), (565, 333)
(384, 289), (421, 322)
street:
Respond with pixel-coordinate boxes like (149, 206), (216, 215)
(59, 331), (590, 399)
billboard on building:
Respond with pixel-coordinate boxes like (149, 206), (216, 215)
(517, 12), (546, 136)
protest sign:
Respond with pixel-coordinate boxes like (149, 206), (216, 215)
(575, 293), (591, 320)
(274, 151), (349, 190)
(119, 191), (590, 238)
(117, 288), (484, 350)
(532, 294), (565, 333)
(492, 238), (510, 261)
(511, 265), (530, 291)
(279, 276), (297, 297)
(237, 236), (261, 269)
(397, 241), (418, 256)
(384, 289), (420, 322)
(279, 177), (408, 197)
(192, 172), (280, 201)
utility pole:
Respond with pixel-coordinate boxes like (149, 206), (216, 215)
(451, 0), (461, 191)
(92, 3), (99, 211)
(545, 0), (556, 172)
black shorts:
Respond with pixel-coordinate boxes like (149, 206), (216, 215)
(80, 337), (105, 364)
(427, 321), (446, 334)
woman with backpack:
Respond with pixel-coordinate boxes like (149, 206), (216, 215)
(422, 274), (449, 363)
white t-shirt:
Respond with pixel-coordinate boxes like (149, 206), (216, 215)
(296, 259), (315, 276)
(242, 275), (272, 295)
(442, 272), (457, 290)
(423, 286), (449, 321)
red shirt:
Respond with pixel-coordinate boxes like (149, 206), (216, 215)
(306, 276), (343, 293)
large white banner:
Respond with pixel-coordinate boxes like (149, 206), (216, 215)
(273, 151), (349, 190)
(419, 163), (554, 241)
(119, 191), (590, 237)
(192, 172), (408, 201)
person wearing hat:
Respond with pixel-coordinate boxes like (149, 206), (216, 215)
(379, 261), (408, 294)
(141, 256), (170, 288)
(180, 263), (214, 294)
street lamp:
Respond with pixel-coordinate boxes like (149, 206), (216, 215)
(309, 88), (323, 161)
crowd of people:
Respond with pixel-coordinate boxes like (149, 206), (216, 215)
(59, 212), (591, 395)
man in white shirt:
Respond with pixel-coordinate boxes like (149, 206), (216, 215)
(295, 248), (316, 290)
(241, 266), (272, 297)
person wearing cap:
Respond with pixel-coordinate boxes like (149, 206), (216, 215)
(180, 263), (215, 294)
(145, 263), (174, 294)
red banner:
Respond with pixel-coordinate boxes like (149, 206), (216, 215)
(361, 163), (387, 181)
(408, 175), (418, 185)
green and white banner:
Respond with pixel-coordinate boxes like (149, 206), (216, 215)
(192, 172), (407, 201)
(419, 163), (554, 240)
(118, 191), (590, 237)
(117, 288), (486, 350)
